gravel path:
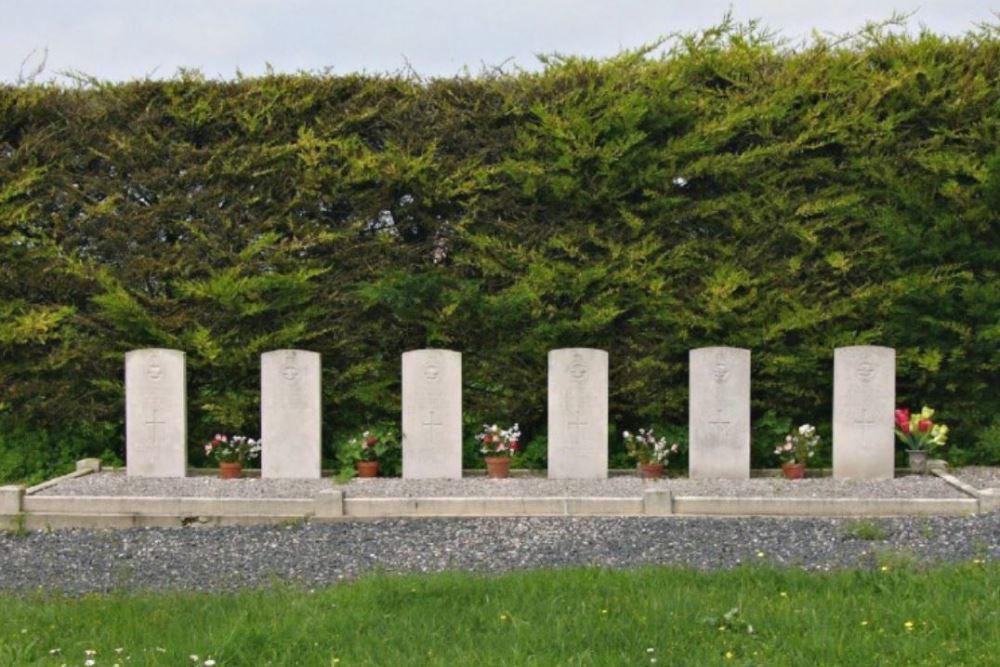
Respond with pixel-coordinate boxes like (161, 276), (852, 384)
(40, 472), (969, 499)
(0, 515), (996, 594)
(953, 466), (1000, 490)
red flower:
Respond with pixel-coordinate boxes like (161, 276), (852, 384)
(510, 441), (520, 451)
(365, 437), (378, 447)
(918, 419), (932, 433)
(900, 421), (911, 434)
(894, 409), (910, 428)
(483, 434), (492, 444)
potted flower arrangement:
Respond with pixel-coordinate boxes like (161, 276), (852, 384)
(338, 428), (399, 479)
(774, 424), (820, 480)
(623, 428), (680, 479)
(894, 406), (948, 474)
(478, 423), (521, 479)
(204, 434), (261, 479)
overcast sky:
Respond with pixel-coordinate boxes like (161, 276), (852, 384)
(4, 1), (999, 83)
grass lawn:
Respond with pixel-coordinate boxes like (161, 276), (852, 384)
(0, 562), (997, 666)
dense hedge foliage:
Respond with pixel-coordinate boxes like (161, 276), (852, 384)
(2, 21), (1000, 476)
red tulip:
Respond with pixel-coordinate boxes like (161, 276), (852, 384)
(900, 421), (911, 434)
(894, 409), (910, 428)
(918, 419), (932, 433)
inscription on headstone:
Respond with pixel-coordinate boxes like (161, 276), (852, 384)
(402, 349), (462, 479)
(548, 348), (608, 479)
(833, 346), (895, 479)
(126, 348), (187, 477)
(689, 347), (750, 479)
(261, 349), (321, 479)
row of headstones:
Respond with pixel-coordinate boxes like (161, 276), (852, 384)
(125, 345), (895, 480)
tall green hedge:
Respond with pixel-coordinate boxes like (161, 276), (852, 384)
(2, 21), (999, 471)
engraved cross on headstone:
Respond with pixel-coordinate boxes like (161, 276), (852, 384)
(567, 395), (588, 444)
(144, 404), (167, 446)
(854, 408), (877, 447)
(422, 409), (444, 447)
(708, 408), (731, 435)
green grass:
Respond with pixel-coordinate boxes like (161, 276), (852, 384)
(0, 563), (998, 666)
(842, 519), (891, 541)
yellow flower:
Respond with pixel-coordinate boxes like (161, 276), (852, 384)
(756, 551), (764, 558)
(779, 591), (788, 597)
(725, 651), (735, 660)
(861, 620), (869, 626)
(880, 566), (890, 572)
(904, 621), (915, 631)
(921, 406), (935, 419)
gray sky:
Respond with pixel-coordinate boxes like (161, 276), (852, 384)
(4, 1), (999, 83)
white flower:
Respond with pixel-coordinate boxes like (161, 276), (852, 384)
(190, 656), (200, 662)
(672, 176), (688, 187)
(204, 660), (217, 666)
(85, 661), (95, 667)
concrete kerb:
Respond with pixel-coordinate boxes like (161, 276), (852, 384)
(930, 467), (998, 513)
(671, 496), (978, 517)
(24, 460), (100, 496)
(1, 485), (26, 515)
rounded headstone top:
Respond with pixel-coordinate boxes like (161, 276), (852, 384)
(261, 348), (320, 358)
(402, 348), (461, 359)
(125, 348), (185, 360)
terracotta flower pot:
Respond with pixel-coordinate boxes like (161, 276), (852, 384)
(219, 461), (243, 480)
(907, 450), (929, 474)
(781, 462), (806, 480)
(356, 460), (380, 478)
(640, 463), (665, 479)
(485, 456), (512, 479)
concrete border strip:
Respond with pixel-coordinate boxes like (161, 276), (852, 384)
(342, 496), (643, 517)
(22, 495), (315, 517)
(25, 460), (101, 495)
(672, 496), (977, 516)
(932, 468), (1000, 513)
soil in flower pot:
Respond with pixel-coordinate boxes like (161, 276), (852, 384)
(907, 450), (929, 474)
(219, 461), (243, 480)
(485, 456), (512, 479)
(781, 462), (806, 480)
(356, 460), (380, 478)
(640, 463), (665, 479)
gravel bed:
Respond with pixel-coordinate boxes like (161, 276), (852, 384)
(0, 515), (996, 593)
(39, 472), (332, 499)
(341, 475), (966, 498)
(952, 466), (1000, 490)
(39, 472), (970, 499)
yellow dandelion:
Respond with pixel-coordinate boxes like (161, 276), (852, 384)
(779, 591), (788, 598)
(725, 651), (735, 660)
(861, 620), (869, 626)
(880, 566), (890, 572)
(904, 621), (915, 631)
(756, 551), (764, 558)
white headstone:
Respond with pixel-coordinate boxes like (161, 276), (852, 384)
(547, 348), (608, 479)
(402, 349), (462, 479)
(126, 348), (187, 477)
(689, 347), (751, 479)
(833, 345), (895, 479)
(261, 349), (322, 479)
